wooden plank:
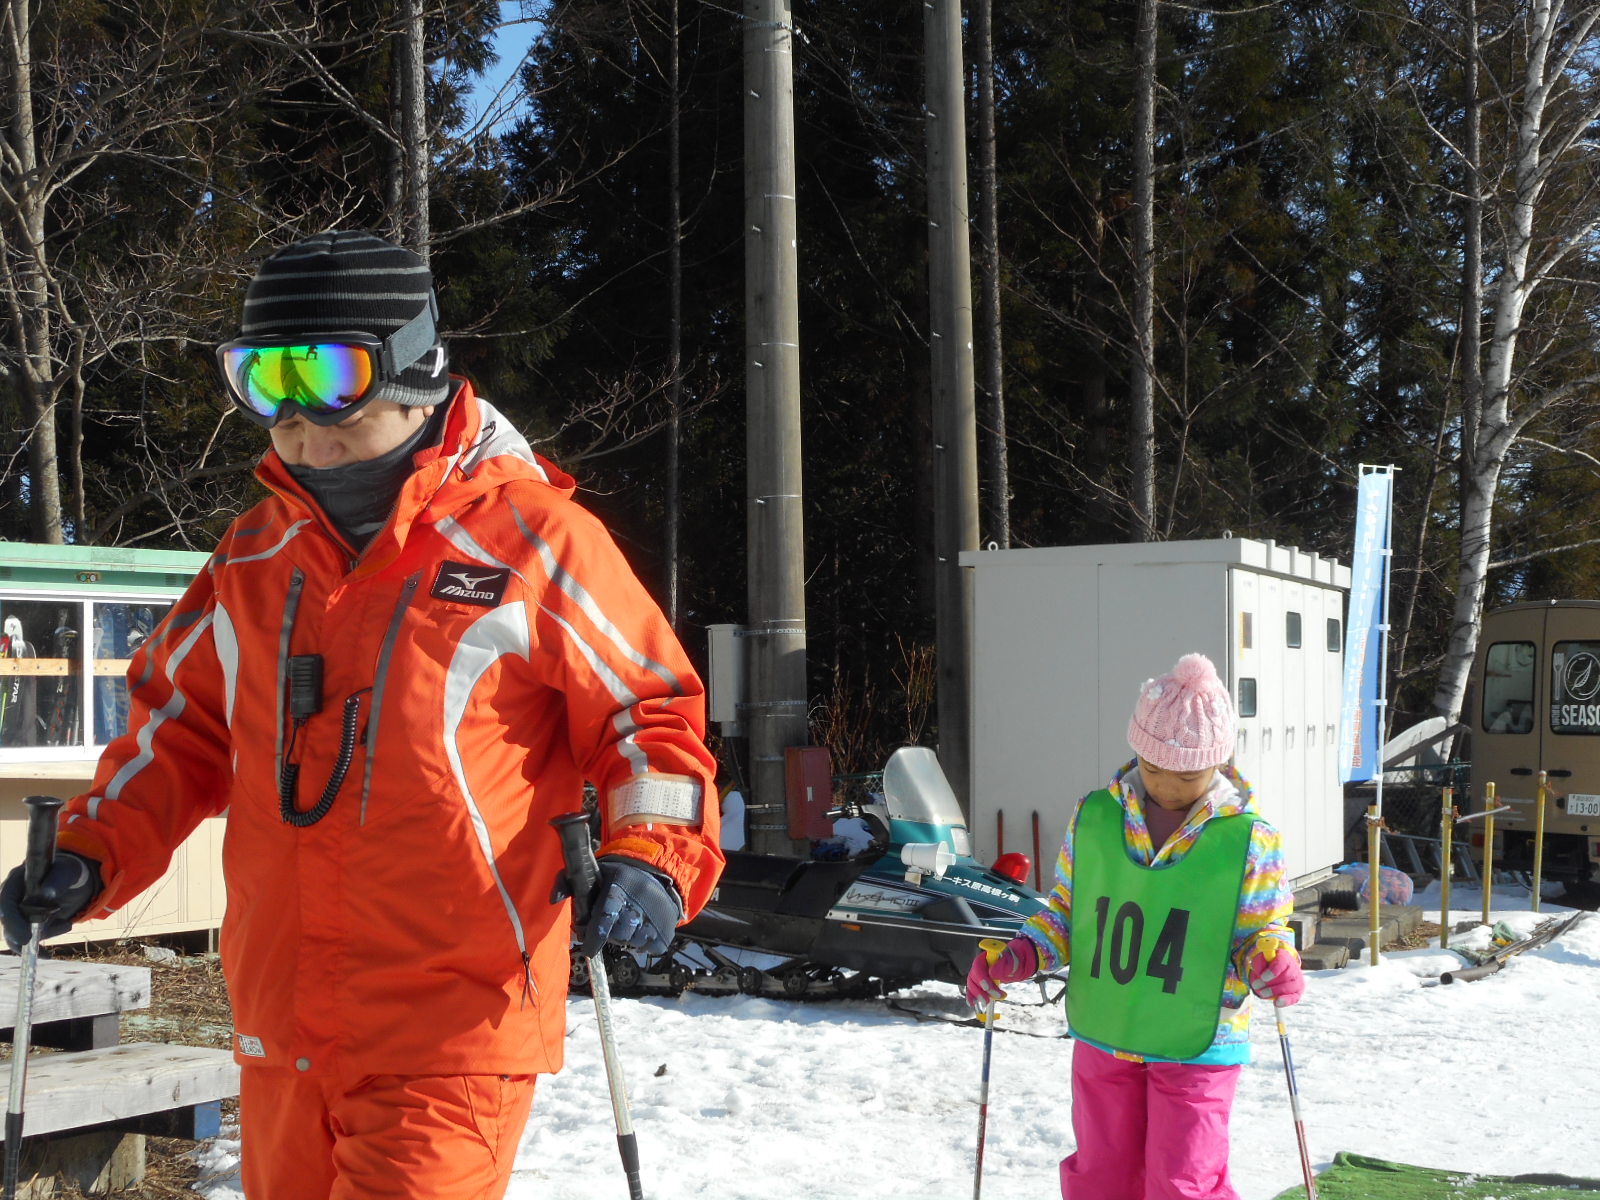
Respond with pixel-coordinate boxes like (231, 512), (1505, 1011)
(0, 1043), (239, 1142)
(0, 660), (70, 677)
(0, 959), (150, 1032)
(0, 660), (132, 677)
(16, 1128), (143, 1196)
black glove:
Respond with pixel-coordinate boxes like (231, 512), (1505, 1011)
(580, 857), (684, 958)
(0, 851), (102, 954)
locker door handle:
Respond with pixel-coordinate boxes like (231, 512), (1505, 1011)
(1547, 768), (1573, 778)
(1510, 768), (1534, 776)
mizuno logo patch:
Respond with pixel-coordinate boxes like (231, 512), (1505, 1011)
(431, 561), (511, 607)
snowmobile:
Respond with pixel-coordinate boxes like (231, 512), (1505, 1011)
(583, 745), (1055, 1000)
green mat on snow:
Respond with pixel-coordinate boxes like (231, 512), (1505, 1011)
(1270, 1152), (1600, 1199)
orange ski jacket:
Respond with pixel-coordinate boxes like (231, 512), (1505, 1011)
(58, 380), (722, 1077)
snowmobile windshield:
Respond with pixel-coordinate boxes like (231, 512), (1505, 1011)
(880, 747), (974, 857)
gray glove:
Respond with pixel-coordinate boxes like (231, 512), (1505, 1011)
(0, 851), (102, 954)
(580, 858), (684, 958)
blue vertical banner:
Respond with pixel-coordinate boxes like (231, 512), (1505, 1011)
(1338, 467), (1395, 783)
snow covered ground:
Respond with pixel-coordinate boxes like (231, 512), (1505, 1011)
(191, 879), (1599, 1199)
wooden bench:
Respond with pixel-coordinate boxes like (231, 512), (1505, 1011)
(0, 956), (239, 1197)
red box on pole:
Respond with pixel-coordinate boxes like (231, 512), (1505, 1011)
(785, 746), (835, 841)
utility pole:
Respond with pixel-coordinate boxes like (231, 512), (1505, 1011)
(743, 0), (808, 855)
(925, 0), (979, 812)
(973, 0), (1010, 549)
(666, 0), (683, 627)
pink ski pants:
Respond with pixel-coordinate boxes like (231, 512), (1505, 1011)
(1060, 1040), (1241, 1200)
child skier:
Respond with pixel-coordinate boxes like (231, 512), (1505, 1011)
(967, 652), (1303, 1200)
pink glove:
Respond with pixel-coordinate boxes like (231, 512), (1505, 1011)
(965, 937), (1039, 1009)
(1248, 942), (1305, 1006)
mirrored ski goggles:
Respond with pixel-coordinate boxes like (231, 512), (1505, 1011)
(215, 297), (441, 427)
(216, 337), (390, 426)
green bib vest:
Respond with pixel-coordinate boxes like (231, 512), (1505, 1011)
(1066, 789), (1255, 1060)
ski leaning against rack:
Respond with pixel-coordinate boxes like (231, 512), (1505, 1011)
(1439, 909), (1588, 984)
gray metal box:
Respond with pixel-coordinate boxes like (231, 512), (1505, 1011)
(706, 622), (746, 729)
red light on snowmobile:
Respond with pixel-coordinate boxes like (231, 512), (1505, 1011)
(992, 852), (1031, 884)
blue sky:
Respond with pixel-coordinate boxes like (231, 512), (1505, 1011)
(464, 2), (547, 128)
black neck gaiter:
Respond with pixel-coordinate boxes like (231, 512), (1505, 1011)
(285, 407), (445, 551)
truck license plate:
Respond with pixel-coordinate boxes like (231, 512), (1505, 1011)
(1568, 794), (1600, 817)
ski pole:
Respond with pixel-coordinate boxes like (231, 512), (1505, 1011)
(1273, 1000), (1318, 1200)
(551, 812), (644, 1200)
(4, 794), (65, 1200)
(973, 937), (1006, 1200)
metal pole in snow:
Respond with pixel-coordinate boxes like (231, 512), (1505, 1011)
(1275, 1000), (1319, 1200)
(972, 938), (1005, 1200)
(3, 795), (65, 1200)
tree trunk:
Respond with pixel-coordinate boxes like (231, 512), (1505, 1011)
(68, 343), (86, 535)
(384, 40), (405, 241)
(1128, 0), (1158, 540)
(1458, 0), (1482, 542)
(1432, 0), (1563, 721)
(399, 0), (430, 257)
(1390, 402), (1452, 703)
(3, 0), (64, 543)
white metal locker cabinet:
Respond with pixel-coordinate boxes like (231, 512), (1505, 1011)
(963, 538), (1350, 888)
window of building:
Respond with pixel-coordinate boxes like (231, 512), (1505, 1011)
(1237, 677), (1258, 718)
(0, 596), (172, 754)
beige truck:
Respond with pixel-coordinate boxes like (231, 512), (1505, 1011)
(1471, 599), (1600, 882)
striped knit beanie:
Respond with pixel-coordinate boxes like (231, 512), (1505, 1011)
(239, 230), (449, 408)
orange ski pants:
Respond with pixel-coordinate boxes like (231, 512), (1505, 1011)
(238, 1065), (537, 1199)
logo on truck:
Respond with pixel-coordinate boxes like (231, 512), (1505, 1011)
(1562, 651), (1600, 702)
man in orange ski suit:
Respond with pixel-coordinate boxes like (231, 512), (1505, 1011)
(0, 231), (724, 1199)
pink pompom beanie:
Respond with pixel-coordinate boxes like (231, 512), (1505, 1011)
(1126, 653), (1237, 772)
